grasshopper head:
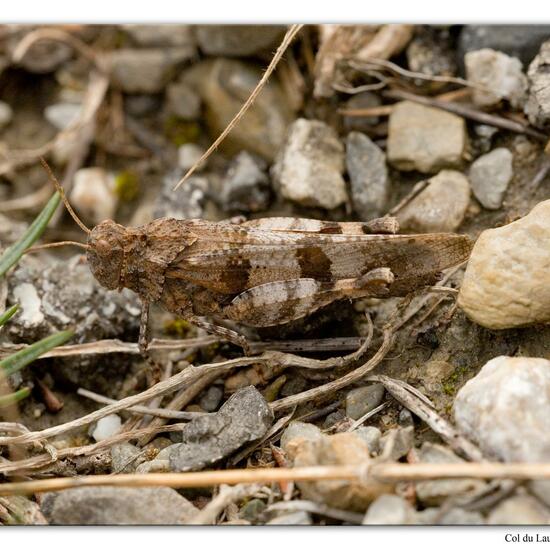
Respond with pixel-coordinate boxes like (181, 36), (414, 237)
(87, 220), (127, 290)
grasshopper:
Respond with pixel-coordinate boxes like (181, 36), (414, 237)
(42, 162), (472, 355)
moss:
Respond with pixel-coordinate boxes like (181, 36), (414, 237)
(163, 318), (191, 338)
(114, 171), (140, 202)
(164, 116), (201, 146)
(442, 364), (471, 396)
(262, 375), (287, 402)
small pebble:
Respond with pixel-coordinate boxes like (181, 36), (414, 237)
(488, 494), (550, 525)
(0, 100), (13, 129)
(469, 148), (513, 210)
(44, 102), (82, 130)
(354, 426), (382, 455)
(70, 167), (118, 225)
(177, 143), (206, 172)
(92, 414), (122, 442)
(166, 81), (202, 120)
(198, 385), (223, 412)
(363, 494), (416, 525)
(379, 426), (414, 461)
(280, 421), (324, 453)
(345, 384), (385, 420)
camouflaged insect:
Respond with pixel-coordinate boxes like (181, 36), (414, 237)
(86, 215), (473, 353)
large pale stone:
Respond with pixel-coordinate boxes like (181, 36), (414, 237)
(525, 40), (550, 128)
(453, 356), (550, 463)
(458, 200), (550, 329)
(387, 101), (467, 173)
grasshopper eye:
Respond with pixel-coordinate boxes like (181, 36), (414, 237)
(95, 239), (111, 256)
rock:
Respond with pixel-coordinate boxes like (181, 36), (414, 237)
(363, 494), (416, 525)
(44, 102), (82, 130)
(0, 100), (13, 129)
(346, 132), (390, 220)
(354, 427), (382, 455)
(525, 40), (550, 129)
(280, 421), (324, 454)
(124, 94), (163, 117)
(183, 59), (293, 160)
(342, 92), (382, 133)
(406, 26), (457, 85)
(469, 148), (513, 210)
(398, 408), (414, 428)
(267, 511), (313, 525)
(110, 442), (144, 474)
(198, 385), (223, 412)
(122, 24), (196, 48)
(109, 48), (194, 94)
(239, 498), (266, 522)
(70, 167), (118, 225)
(177, 143), (206, 172)
(9, 31), (72, 73)
(458, 200), (550, 329)
(345, 384), (385, 420)
(169, 386), (273, 471)
(221, 151), (271, 213)
(458, 25), (550, 67)
(379, 427), (414, 461)
(195, 25), (286, 57)
(453, 356), (550, 463)
(272, 118), (348, 209)
(291, 432), (394, 512)
(41, 487), (198, 525)
(154, 169), (209, 220)
(437, 508), (485, 525)
(166, 81), (202, 120)
(465, 49), (528, 108)
(91, 414), (121, 442)
(396, 170), (470, 233)
(415, 443), (486, 505)
(488, 494), (550, 525)
(7, 255), (140, 344)
(387, 101), (467, 173)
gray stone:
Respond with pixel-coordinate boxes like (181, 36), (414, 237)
(198, 385), (224, 412)
(488, 494), (550, 525)
(177, 143), (206, 172)
(438, 508), (485, 525)
(379, 426), (414, 461)
(387, 101), (467, 173)
(342, 92), (382, 132)
(109, 48), (194, 94)
(363, 494), (416, 525)
(415, 443), (486, 505)
(525, 40), (550, 129)
(166, 81), (202, 120)
(458, 25), (550, 67)
(346, 132), (390, 220)
(398, 408), (414, 428)
(267, 511), (312, 525)
(41, 487), (198, 525)
(239, 498), (266, 522)
(280, 421), (324, 453)
(221, 151), (271, 213)
(396, 170), (470, 233)
(195, 25), (286, 57)
(465, 49), (527, 108)
(454, 356), (550, 463)
(354, 426), (381, 455)
(169, 386), (273, 471)
(345, 384), (385, 420)
(273, 118), (348, 209)
(122, 25), (196, 48)
(44, 102), (82, 130)
(110, 442), (144, 474)
(0, 100), (13, 129)
(469, 148), (513, 210)
(154, 169), (209, 220)
(182, 59), (293, 161)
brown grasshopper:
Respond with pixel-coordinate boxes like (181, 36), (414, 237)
(42, 162), (472, 355)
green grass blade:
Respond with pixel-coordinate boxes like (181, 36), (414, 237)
(0, 329), (74, 377)
(0, 387), (30, 408)
(0, 192), (61, 278)
(0, 304), (19, 327)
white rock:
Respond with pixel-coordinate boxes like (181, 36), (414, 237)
(469, 148), (513, 209)
(488, 494), (550, 525)
(363, 495), (416, 525)
(44, 103), (82, 130)
(387, 101), (467, 173)
(465, 48), (528, 108)
(396, 170), (470, 233)
(0, 100), (13, 129)
(70, 168), (118, 225)
(12, 283), (44, 326)
(454, 356), (550, 462)
(92, 414), (122, 442)
(272, 118), (348, 209)
(177, 143), (205, 172)
(525, 40), (550, 128)
(458, 199), (550, 329)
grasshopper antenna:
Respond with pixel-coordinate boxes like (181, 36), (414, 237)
(26, 241), (89, 253)
(39, 157), (91, 235)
